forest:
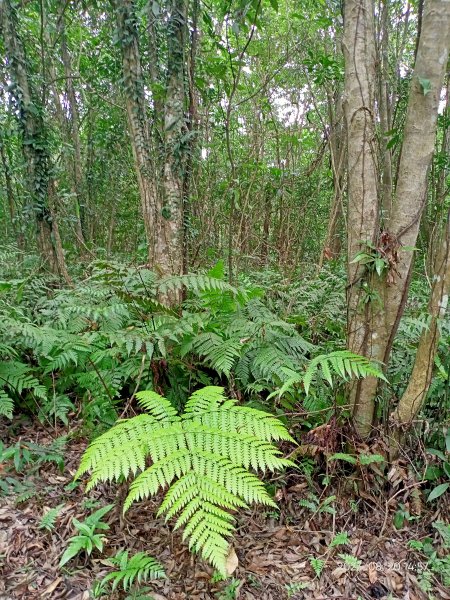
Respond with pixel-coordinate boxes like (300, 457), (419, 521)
(0, 0), (449, 598)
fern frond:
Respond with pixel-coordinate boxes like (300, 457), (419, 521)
(184, 386), (228, 414)
(136, 390), (180, 423)
(75, 414), (158, 483)
(303, 350), (387, 395)
(191, 333), (241, 376)
(77, 386), (293, 575)
(100, 550), (166, 592)
(158, 274), (238, 297)
(0, 390), (14, 419)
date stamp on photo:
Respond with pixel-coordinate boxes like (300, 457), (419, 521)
(368, 560), (427, 573)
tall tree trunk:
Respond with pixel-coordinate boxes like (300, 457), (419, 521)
(345, 0), (450, 438)
(0, 0), (60, 274)
(319, 91), (345, 268)
(48, 181), (73, 286)
(377, 0), (393, 216)
(182, 0), (199, 274)
(114, 0), (158, 266)
(0, 131), (16, 232)
(159, 0), (187, 279)
(58, 13), (87, 246)
(115, 0), (186, 287)
(390, 208), (450, 455)
(343, 0), (380, 436)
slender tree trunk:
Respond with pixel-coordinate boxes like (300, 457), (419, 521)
(343, 0), (380, 436)
(182, 0), (199, 274)
(115, 0), (186, 288)
(390, 208), (450, 456)
(48, 181), (73, 286)
(0, 0), (60, 273)
(0, 133), (16, 231)
(378, 0), (393, 217)
(345, 0), (450, 438)
(319, 91), (345, 268)
(159, 0), (187, 279)
(107, 202), (117, 256)
(58, 13), (86, 246)
(115, 0), (158, 266)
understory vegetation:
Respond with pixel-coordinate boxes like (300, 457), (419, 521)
(1, 0), (449, 597)
(1, 249), (449, 597)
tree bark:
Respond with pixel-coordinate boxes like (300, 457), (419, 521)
(345, 0), (450, 438)
(115, 0), (159, 266)
(319, 91), (345, 268)
(377, 0), (393, 216)
(115, 0), (186, 288)
(159, 0), (187, 279)
(390, 208), (450, 455)
(343, 0), (380, 436)
(0, 0), (60, 273)
(58, 13), (87, 246)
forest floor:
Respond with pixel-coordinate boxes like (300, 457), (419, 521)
(0, 420), (449, 600)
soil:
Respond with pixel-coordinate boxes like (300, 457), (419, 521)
(1, 419), (449, 600)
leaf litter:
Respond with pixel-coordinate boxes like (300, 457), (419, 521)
(0, 420), (449, 600)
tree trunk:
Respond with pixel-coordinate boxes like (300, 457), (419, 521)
(48, 181), (73, 286)
(0, 131), (16, 233)
(115, 0), (158, 266)
(345, 0), (450, 438)
(0, 0), (60, 273)
(58, 13), (87, 246)
(343, 0), (380, 436)
(115, 0), (186, 288)
(159, 0), (187, 279)
(390, 208), (450, 456)
(377, 0), (393, 217)
(319, 91), (345, 268)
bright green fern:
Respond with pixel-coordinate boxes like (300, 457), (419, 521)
(95, 550), (166, 593)
(76, 386), (294, 575)
(270, 350), (387, 400)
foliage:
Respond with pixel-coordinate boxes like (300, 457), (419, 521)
(408, 522), (450, 589)
(298, 493), (336, 516)
(0, 258), (372, 434)
(76, 386), (294, 575)
(0, 437), (65, 486)
(59, 505), (114, 567)
(309, 557), (324, 578)
(214, 578), (242, 600)
(93, 550), (166, 596)
(271, 350), (386, 400)
(39, 504), (65, 532)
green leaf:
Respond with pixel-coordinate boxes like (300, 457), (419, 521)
(59, 539), (85, 567)
(374, 258), (386, 276)
(350, 252), (373, 265)
(328, 453), (357, 465)
(358, 454), (385, 465)
(330, 532), (349, 547)
(427, 482), (449, 502)
(77, 386), (292, 576)
(418, 76), (432, 96)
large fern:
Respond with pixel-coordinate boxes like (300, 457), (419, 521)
(0, 360), (47, 419)
(270, 350), (387, 400)
(76, 386), (294, 575)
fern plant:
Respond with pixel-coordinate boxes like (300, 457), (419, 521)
(39, 504), (65, 532)
(76, 386), (294, 575)
(94, 550), (165, 594)
(270, 350), (387, 401)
